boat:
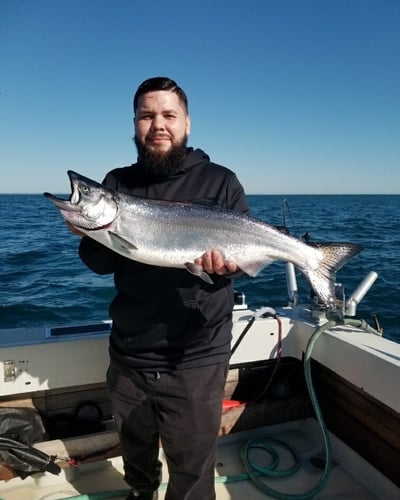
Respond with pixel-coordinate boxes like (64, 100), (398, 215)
(0, 264), (399, 499)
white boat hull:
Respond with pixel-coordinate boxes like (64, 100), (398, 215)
(1, 304), (399, 499)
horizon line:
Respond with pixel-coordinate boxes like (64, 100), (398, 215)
(0, 192), (399, 196)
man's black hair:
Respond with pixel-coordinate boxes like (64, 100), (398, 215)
(133, 77), (189, 115)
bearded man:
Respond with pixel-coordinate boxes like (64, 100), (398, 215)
(74, 77), (249, 500)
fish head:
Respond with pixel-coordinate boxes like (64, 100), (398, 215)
(44, 171), (118, 231)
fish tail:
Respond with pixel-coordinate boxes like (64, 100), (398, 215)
(303, 242), (364, 309)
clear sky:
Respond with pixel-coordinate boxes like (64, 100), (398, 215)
(1, 0), (399, 194)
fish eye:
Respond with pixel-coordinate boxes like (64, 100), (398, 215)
(81, 185), (90, 194)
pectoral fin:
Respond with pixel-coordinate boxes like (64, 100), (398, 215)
(184, 262), (214, 284)
(108, 231), (138, 252)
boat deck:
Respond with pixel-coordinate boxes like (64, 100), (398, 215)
(0, 419), (397, 500)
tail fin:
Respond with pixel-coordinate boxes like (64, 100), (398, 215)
(303, 242), (364, 309)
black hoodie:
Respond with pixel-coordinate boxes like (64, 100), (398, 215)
(78, 148), (249, 372)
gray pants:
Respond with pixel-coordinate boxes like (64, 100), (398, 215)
(106, 361), (228, 500)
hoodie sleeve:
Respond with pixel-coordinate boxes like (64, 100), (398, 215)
(226, 175), (250, 214)
(78, 237), (120, 275)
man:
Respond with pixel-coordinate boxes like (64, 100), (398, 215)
(74, 77), (249, 500)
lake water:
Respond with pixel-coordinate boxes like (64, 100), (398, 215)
(0, 194), (398, 343)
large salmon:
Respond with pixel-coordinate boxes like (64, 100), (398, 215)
(44, 171), (363, 309)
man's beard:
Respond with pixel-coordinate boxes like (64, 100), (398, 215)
(134, 135), (188, 176)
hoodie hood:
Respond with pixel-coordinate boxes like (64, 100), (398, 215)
(181, 148), (210, 171)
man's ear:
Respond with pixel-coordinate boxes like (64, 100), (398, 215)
(186, 115), (191, 136)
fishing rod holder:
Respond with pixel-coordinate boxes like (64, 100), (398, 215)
(345, 271), (378, 317)
(286, 263), (298, 306)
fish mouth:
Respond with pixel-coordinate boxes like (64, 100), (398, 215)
(44, 170), (101, 208)
(43, 192), (81, 211)
(43, 171), (82, 211)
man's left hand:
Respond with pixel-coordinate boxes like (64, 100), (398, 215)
(194, 250), (237, 275)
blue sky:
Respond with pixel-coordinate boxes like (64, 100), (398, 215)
(1, 0), (399, 194)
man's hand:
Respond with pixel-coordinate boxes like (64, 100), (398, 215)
(66, 221), (86, 238)
(194, 250), (237, 275)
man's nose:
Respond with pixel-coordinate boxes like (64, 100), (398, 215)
(151, 115), (165, 130)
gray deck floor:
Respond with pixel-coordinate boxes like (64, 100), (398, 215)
(0, 419), (397, 500)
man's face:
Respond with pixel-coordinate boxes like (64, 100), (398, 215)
(134, 90), (191, 154)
